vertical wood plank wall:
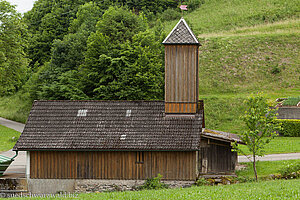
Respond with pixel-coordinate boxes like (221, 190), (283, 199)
(30, 151), (197, 180)
(198, 138), (236, 174)
(165, 45), (199, 113)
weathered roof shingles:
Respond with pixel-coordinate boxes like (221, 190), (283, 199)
(14, 100), (203, 151)
(162, 18), (199, 45)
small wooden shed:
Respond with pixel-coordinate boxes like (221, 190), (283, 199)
(13, 18), (243, 181)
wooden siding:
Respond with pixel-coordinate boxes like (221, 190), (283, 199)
(165, 45), (199, 113)
(165, 103), (197, 113)
(30, 151), (197, 180)
(198, 138), (237, 174)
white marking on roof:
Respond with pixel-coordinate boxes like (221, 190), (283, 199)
(77, 109), (88, 116)
(126, 109), (131, 117)
(120, 134), (126, 140)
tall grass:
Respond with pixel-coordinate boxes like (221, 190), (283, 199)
(199, 19), (300, 38)
(199, 33), (300, 95)
(0, 92), (32, 123)
(164, 0), (300, 34)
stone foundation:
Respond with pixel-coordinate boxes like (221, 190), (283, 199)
(25, 179), (195, 194)
(75, 180), (195, 193)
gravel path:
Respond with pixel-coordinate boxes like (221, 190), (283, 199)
(0, 117), (25, 133)
(238, 153), (300, 163)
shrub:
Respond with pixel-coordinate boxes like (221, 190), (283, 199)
(139, 174), (168, 190)
(195, 178), (211, 186)
(277, 119), (300, 137)
(278, 161), (300, 179)
(159, 8), (181, 22)
(184, 0), (205, 11)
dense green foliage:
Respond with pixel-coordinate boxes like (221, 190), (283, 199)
(278, 119), (300, 137)
(0, 1), (28, 96)
(278, 161), (300, 179)
(0, 125), (20, 152)
(80, 7), (164, 100)
(30, 2), (102, 100)
(24, 0), (178, 71)
(30, 5), (165, 100)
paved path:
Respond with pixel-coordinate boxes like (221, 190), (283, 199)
(238, 153), (300, 163)
(0, 117), (25, 133)
(1, 150), (26, 178)
(0, 117), (26, 178)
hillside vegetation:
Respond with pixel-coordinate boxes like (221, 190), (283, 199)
(0, 0), (299, 135)
(166, 0), (300, 133)
(164, 0), (300, 34)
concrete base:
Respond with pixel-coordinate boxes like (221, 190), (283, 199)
(27, 179), (75, 194)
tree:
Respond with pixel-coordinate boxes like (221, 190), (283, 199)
(81, 6), (165, 100)
(0, 0), (28, 96)
(27, 2), (103, 100)
(235, 94), (281, 181)
(24, 0), (177, 71)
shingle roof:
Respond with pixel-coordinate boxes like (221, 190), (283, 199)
(202, 129), (244, 144)
(13, 100), (204, 151)
(162, 18), (199, 45)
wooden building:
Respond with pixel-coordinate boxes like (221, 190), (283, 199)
(14, 18), (243, 181)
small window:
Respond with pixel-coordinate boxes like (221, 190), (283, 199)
(77, 109), (88, 116)
(136, 152), (144, 164)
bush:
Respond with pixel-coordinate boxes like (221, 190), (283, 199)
(139, 174), (168, 190)
(277, 119), (300, 137)
(278, 161), (300, 179)
(159, 8), (181, 22)
(184, 0), (205, 11)
(195, 178), (211, 186)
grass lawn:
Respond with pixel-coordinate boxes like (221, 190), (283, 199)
(8, 179), (300, 199)
(0, 125), (20, 152)
(236, 159), (300, 178)
(238, 137), (300, 155)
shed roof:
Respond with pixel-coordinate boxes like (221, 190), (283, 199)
(162, 18), (199, 45)
(14, 100), (204, 151)
(202, 129), (244, 144)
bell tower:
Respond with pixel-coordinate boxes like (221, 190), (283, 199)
(163, 18), (200, 114)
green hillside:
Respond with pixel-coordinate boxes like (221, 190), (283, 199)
(163, 0), (300, 133)
(164, 0), (300, 34)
